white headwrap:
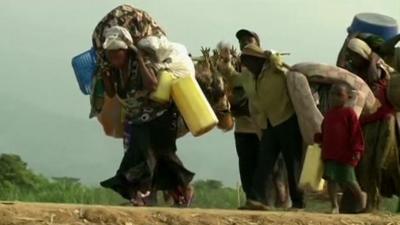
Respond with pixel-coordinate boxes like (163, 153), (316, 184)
(347, 38), (372, 60)
(102, 26), (134, 50)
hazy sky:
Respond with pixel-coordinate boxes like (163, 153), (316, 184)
(0, 0), (399, 186)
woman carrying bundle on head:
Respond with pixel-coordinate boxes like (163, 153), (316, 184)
(90, 5), (195, 207)
(341, 37), (400, 212)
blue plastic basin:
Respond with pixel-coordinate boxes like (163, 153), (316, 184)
(71, 48), (97, 95)
(347, 13), (398, 40)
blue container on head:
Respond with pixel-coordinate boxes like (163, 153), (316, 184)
(347, 13), (398, 41)
(71, 48), (97, 95)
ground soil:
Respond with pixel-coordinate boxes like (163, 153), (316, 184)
(0, 202), (399, 225)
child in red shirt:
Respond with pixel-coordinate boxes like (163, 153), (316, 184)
(315, 83), (367, 214)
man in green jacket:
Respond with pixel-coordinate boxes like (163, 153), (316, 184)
(238, 44), (305, 210)
(227, 29), (290, 208)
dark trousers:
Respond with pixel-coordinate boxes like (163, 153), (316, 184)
(253, 115), (304, 208)
(234, 132), (260, 201)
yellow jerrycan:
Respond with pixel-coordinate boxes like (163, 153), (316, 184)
(150, 70), (176, 104)
(299, 144), (325, 192)
(171, 76), (219, 137)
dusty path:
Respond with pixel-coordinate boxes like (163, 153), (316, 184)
(0, 202), (399, 225)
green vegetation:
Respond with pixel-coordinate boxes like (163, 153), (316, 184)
(0, 153), (398, 212)
(191, 180), (244, 209)
(0, 154), (123, 205)
(0, 153), (241, 207)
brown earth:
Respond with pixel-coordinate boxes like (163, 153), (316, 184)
(0, 202), (399, 225)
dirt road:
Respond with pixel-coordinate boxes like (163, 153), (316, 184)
(0, 202), (399, 225)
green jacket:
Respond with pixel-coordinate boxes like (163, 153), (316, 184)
(223, 63), (294, 130)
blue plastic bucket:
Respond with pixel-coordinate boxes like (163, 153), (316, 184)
(347, 13), (398, 40)
(71, 48), (97, 95)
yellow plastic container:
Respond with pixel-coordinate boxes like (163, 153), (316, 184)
(150, 71), (176, 104)
(171, 76), (219, 137)
(299, 144), (325, 192)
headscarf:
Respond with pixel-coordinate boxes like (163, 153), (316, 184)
(347, 38), (372, 60)
(102, 26), (134, 50)
(347, 38), (393, 94)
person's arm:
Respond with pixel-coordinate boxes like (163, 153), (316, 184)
(137, 52), (158, 92)
(360, 105), (393, 125)
(360, 86), (394, 125)
(101, 69), (116, 97)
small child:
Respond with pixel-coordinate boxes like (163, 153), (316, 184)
(315, 83), (367, 214)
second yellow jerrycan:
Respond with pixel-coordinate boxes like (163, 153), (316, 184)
(299, 144), (325, 192)
(171, 76), (219, 137)
(150, 70), (176, 104)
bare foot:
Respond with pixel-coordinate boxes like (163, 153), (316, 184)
(354, 192), (368, 214)
(130, 190), (151, 206)
(130, 198), (145, 206)
(360, 192), (367, 210)
(246, 200), (272, 211)
(184, 185), (194, 207)
(331, 207), (339, 214)
(170, 186), (194, 208)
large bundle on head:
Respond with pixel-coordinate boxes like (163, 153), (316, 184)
(92, 4), (166, 55)
(287, 63), (379, 145)
(90, 4), (166, 137)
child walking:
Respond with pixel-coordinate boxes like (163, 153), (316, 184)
(315, 83), (367, 214)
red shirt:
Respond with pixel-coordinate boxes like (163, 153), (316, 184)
(315, 107), (365, 166)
